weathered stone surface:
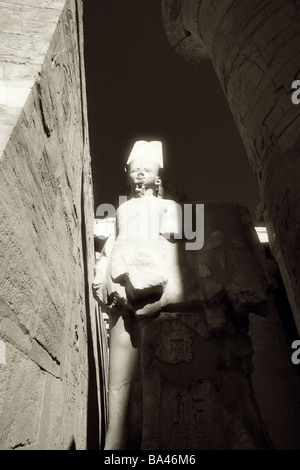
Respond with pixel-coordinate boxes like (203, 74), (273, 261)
(0, 0), (65, 155)
(35, 375), (64, 450)
(97, 195), (272, 448)
(139, 313), (270, 450)
(0, 343), (45, 450)
(250, 294), (300, 450)
(99, 201), (268, 321)
(162, 0), (300, 334)
(93, 139), (276, 449)
(162, 3), (300, 448)
(0, 0), (105, 450)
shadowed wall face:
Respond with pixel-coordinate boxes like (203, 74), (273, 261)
(0, 0), (103, 450)
(162, 0), (300, 332)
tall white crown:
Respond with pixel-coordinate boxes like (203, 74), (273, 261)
(126, 140), (163, 169)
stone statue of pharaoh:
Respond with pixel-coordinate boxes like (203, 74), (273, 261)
(94, 140), (182, 449)
(93, 140), (272, 450)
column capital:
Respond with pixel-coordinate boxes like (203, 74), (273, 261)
(162, 0), (208, 64)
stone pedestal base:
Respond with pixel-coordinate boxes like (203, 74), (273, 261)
(132, 312), (271, 450)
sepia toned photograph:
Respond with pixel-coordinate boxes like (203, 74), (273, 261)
(0, 0), (300, 455)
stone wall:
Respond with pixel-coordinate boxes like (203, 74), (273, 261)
(0, 0), (106, 450)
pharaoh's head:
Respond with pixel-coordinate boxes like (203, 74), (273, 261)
(125, 140), (163, 198)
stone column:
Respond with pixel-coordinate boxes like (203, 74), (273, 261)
(162, 0), (300, 332)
